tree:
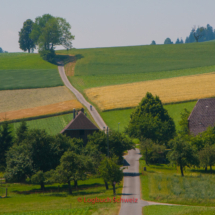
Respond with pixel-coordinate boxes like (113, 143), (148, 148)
(164, 38), (173, 44)
(150, 40), (156, 45)
(140, 138), (166, 165)
(167, 136), (199, 176)
(0, 121), (13, 170)
(199, 145), (215, 173)
(5, 143), (33, 182)
(5, 130), (72, 189)
(30, 14), (74, 51)
(52, 151), (91, 194)
(192, 26), (205, 42)
(126, 92), (175, 144)
(98, 156), (123, 195)
(16, 121), (28, 144)
(178, 108), (190, 136)
(88, 130), (134, 162)
(0, 47), (8, 53)
(19, 19), (35, 53)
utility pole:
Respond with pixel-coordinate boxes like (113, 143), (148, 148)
(106, 126), (109, 157)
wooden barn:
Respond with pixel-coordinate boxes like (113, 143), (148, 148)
(188, 98), (215, 135)
(60, 108), (99, 145)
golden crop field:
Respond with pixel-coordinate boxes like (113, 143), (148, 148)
(85, 72), (215, 111)
(0, 100), (82, 122)
(0, 86), (78, 113)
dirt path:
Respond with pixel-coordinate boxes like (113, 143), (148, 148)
(58, 65), (107, 130)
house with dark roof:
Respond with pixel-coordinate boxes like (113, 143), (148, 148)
(188, 98), (215, 136)
(60, 108), (99, 145)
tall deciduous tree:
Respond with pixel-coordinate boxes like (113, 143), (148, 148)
(52, 151), (91, 194)
(167, 136), (199, 176)
(98, 156), (123, 195)
(126, 92), (175, 144)
(19, 19), (35, 53)
(30, 14), (74, 50)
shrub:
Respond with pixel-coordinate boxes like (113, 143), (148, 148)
(39, 49), (56, 64)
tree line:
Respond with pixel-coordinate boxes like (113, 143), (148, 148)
(18, 14), (74, 63)
(150, 24), (215, 45)
(126, 92), (215, 176)
(0, 121), (134, 194)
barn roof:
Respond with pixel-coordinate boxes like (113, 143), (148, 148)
(188, 98), (215, 135)
(60, 111), (99, 133)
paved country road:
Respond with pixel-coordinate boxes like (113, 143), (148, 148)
(58, 65), (107, 130)
(119, 149), (174, 215)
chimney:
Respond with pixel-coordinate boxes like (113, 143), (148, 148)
(73, 108), (76, 119)
(81, 108), (84, 113)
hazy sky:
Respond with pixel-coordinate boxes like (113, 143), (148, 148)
(1, 0), (215, 52)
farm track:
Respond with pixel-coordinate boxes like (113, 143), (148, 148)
(58, 64), (107, 130)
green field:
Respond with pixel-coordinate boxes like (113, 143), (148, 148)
(143, 205), (215, 215)
(139, 159), (215, 206)
(57, 42), (215, 92)
(0, 178), (122, 214)
(100, 101), (197, 132)
(9, 113), (74, 136)
(0, 53), (63, 90)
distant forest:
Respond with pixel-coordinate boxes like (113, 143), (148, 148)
(151, 24), (215, 45)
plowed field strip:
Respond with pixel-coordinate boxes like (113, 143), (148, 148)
(85, 72), (215, 111)
(0, 100), (82, 122)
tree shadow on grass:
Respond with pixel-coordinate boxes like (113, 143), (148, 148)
(56, 54), (84, 66)
(12, 182), (104, 195)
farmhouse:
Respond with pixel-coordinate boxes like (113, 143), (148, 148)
(188, 98), (215, 135)
(60, 108), (99, 145)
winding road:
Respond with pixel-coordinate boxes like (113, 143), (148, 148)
(58, 65), (107, 130)
(58, 65), (173, 215)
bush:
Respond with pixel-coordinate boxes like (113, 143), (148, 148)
(39, 49), (56, 63)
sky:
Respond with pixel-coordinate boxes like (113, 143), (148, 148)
(1, 0), (215, 52)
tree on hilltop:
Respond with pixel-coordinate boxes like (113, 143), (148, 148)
(164, 38), (173, 44)
(19, 19), (35, 53)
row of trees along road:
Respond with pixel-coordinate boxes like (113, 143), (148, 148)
(0, 121), (134, 194)
(18, 14), (74, 63)
(127, 92), (215, 177)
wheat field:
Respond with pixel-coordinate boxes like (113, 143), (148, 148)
(0, 100), (82, 122)
(85, 72), (215, 111)
(0, 86), (78, 113)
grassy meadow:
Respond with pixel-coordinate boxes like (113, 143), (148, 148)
(0, 53), (63, 90)
(57, 42), (215, 92)
(85, 73), (215, 111)
(143, 205), (215, 215)
(139, 159), (215, 206)
(100, 101), (196, 132)
(0, 178), (122, 214)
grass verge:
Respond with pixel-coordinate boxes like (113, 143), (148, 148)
(143, 205), (215, 215)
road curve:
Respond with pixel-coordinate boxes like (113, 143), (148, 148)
(58, 65), (107, 130)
